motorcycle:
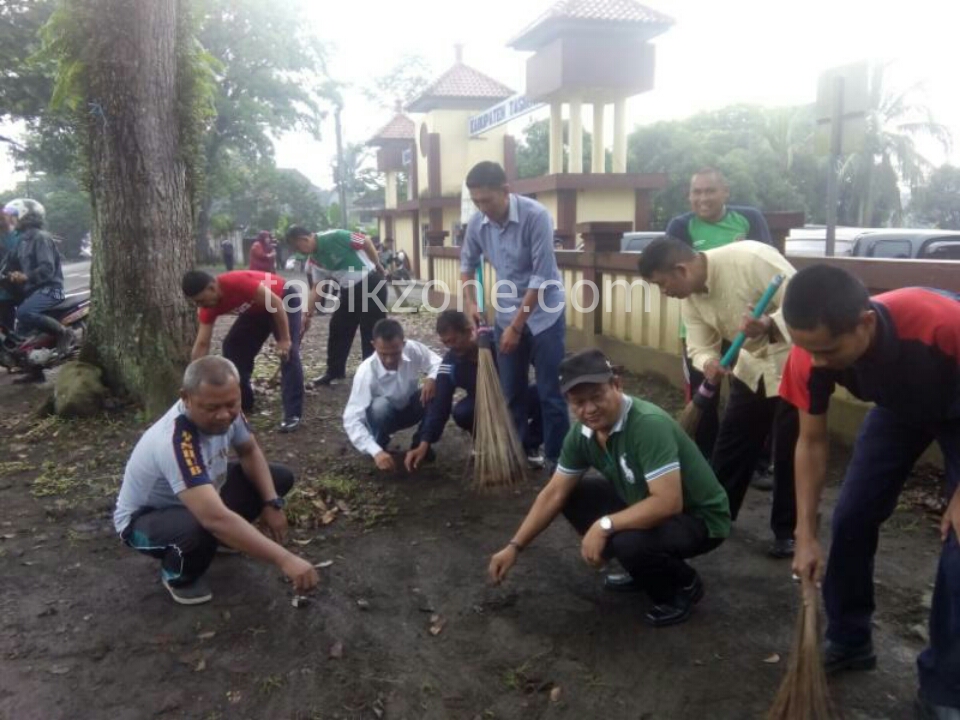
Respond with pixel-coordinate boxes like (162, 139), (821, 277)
(0, 286), (91, 373)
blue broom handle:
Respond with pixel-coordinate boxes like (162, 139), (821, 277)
(718, 274), (785, 369)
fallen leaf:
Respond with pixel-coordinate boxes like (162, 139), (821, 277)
(549, 686), (562, 703)
(314, 560), (334, 569)
(357, 599), (370, 610)
(329, 641), (344, 659)
(321, 510), (337, 525)
(292, 538), (314, 546)
(197, 631), (216, 640)
(0, 534), (15, 540)
(49, 664), (70, 675)
(226, 690), (242, 704)
(221, 611), (231, 621)
(429, 615), (446, 636)
(195, 659), (206, 672)
(763, 653), (781, 664)
(335, 500), (351, 514)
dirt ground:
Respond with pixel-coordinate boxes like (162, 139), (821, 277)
(0, 308), (949, 720)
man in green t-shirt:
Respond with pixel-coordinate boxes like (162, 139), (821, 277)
(285, 226), (388, 387)
(488, 349), (730, 627)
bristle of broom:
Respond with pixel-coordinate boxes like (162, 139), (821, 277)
(677, 400), (703, 438)
(473, 346), (527, 490)
(767, 579), (836, 720)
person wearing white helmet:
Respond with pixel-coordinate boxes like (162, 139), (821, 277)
(1, 199), (74, 371)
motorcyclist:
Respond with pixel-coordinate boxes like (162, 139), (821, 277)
(2, 199), (74, 363)
(0, 211), (21, 329)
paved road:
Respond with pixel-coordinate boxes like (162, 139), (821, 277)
(63, 260), (90, 296)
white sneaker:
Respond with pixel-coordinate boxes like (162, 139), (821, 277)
(162, 576), (213, 605)
(526, 453), (545, 470)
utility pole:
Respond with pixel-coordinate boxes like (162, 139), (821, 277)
(335, 104), (348, 229)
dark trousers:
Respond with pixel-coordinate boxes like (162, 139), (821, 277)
(683, 341), (722, 459)
(367, 390), (425, 449)
(327, 275), (388, 377)
(121, 462), (294, 586)
(494, 315), (569, 462)
(562, 474), (723, 603)
(222, 252), (234, 272)
(15, 287), (63, 335)
(823, 407), (960, 707)
(452, 385), (543, 452)
(222, 288), (303, 419)
(0, 299), (16, 331)
(711, 377), (798, 540)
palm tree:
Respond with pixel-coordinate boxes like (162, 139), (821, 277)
(839, 63), (952, 227)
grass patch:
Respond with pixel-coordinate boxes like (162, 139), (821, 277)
(284, 472), (398, 530)
(31, 461), (84, 498)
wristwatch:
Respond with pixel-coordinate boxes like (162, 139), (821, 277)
(599, 516), (614, 534)
(264, 497), (285, 511)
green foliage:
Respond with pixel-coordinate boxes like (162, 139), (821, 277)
(909, 164), (960, 229)
(516, 118), (599, 179)
(0, 174), (92, 256)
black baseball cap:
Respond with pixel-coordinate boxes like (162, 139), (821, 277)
(559, 349), (615, 393)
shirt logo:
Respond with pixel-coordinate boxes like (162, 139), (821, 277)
(179, 430), (204, 477)
(619, 455), (636, 485)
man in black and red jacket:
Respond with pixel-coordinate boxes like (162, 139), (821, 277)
(404, 310), (542, 472)
(780, 264), (960, 717)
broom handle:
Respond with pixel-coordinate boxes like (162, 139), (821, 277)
(717, 273), (786, 369)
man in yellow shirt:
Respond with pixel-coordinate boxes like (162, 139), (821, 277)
(639, 237), (798, 558)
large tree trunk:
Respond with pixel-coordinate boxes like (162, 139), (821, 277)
(79, 0), (195, 416)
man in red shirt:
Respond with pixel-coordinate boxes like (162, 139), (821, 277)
(182, 270), (304, 433)
(248, 231), (276, 273)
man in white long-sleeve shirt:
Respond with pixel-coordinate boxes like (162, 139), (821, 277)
(343, 318), (442, 472)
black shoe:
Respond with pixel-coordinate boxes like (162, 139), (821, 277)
(279, 416), (301, 433)
(823, 639), (877, 674)
(751, 468), (774, 491)
(312, 373), (345, 387)
(603, 572), (643, 593)
(768, 538), (795, 559)
(643, 572), (704, 628)
(914, 689), (960, 720)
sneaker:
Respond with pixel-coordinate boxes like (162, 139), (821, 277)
(311, 373), (345, 387)
(823, 639), (876, 674)
(162, 576), (213, 605)
(279, 416), (301, 433)
(526, 453), (545, 470)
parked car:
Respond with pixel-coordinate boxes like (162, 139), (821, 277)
(619, 231), (665, 252)
(850, 230), (960, 260)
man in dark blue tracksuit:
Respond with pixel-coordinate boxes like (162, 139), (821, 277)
(404, 310), (541, 472)
(781, 265), (960, 717)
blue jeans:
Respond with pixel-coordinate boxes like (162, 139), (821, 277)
(494, 315), (569, 463)
(15, 287), (63, 335)
(366, 390), (425, 449)
(823, 406), (960, 707)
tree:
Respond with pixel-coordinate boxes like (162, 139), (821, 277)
(364, 54), (434, 110)
(194, 0), (331, 259)
(44, 0), (211, 414)
(909, 164), (960, 229)
(838, 64), (952, 227)
(516, 118), (598, 179)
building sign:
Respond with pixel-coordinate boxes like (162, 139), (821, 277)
(468, 94), (544, 137)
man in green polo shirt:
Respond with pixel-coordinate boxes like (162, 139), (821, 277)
(488, 349), (730, 627)
(285, 226), (388, 387)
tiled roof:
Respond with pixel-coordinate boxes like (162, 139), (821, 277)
(511, 0), (674, 49)
(368, 113), (415, 144)
(406, 63), (514, 112)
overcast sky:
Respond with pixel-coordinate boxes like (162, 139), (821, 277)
(3, 0), (959, 192)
